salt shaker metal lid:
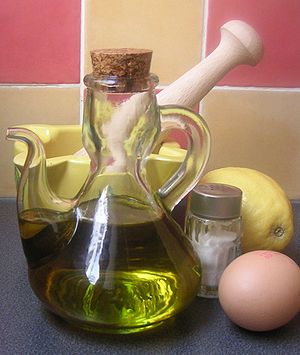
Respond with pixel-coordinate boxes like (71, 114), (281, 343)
(189, 183), (242, 219)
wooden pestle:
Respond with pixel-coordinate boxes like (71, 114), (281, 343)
(157, 20), (264, 108)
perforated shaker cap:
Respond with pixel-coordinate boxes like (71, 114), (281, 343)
(189, 183), (242, 219)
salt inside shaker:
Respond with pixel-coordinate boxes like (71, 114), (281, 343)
(185, 183), (243, 298)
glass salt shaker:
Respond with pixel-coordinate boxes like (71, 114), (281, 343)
(185, 183), (243, 298)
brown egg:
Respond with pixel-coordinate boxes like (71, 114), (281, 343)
(218, 250), (300, 331)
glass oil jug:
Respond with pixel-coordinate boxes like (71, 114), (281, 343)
(6, 48), (210, 334)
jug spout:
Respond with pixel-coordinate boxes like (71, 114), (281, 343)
(6, 127), (72, 212)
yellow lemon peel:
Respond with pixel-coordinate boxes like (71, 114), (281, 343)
(201, 167), (294, 252)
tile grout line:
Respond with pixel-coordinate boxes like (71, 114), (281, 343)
(201, 0), (209, 61)
(199, 0), (209, 116)
(0, 84), (80, 88)
(79, 0), (86, 125)
(2, 83), (300, 93)
(157, 84), (300, 92)
(205, 85), (300, 92)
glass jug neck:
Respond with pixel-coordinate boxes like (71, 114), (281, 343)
(81, 71), (161, 180)
(83, 73), (159, 94)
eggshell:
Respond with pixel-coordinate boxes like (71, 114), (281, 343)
(218, 250), (300, 331)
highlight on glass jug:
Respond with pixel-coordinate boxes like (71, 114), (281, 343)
(6, 48), (210, 334)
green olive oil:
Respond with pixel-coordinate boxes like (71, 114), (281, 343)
(18, 203), (200, 334)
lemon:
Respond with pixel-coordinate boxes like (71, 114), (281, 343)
(201, 167), (294, 252)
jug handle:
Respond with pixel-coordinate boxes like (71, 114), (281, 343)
(154, 105), (210, 211)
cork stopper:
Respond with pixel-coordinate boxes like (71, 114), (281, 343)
(90, 48), (153, 79)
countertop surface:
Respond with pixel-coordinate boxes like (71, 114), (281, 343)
(0, 198), (299, 355)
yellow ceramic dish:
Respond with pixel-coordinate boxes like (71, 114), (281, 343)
(13, 124), (186, 199)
